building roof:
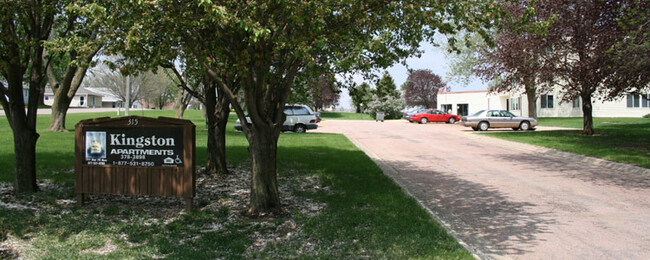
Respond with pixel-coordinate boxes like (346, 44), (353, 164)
(439, 90), (489, 95)
(86, 88), (122, 102)
(43, 87), (122, 102)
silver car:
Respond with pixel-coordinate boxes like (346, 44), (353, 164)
(460, 110), (537, 131)
(234, 104), (318, 133)
(403, 108), (426, 121)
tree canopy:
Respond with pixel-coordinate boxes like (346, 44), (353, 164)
(349, 82), (373, 113)
(107, 0), (507, 214)
(374, 72), (400, 100)
(543, 0), (648, 134)
(403, 69), (447, 109)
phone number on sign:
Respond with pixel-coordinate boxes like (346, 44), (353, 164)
(111, 161), (155, 167)
(120, 154), (146, 160)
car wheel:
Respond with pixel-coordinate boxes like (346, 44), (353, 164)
(293, 124), (306, 133)
(478, 121), (489, 131)
(420, 118), (428, 124)
(519, 121), (530, 131)
(448, 117), (456, 124)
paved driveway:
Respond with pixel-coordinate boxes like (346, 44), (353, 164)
(313, 120), (650, 259)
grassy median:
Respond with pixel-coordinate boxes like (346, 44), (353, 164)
(319, 111), (374, 120)
(485, 117), (650, 169)
(0, 110), (470, 259)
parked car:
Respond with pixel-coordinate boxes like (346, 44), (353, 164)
(234, 104), (318, 133)
(460, 110), (537, 131)
(313, 111), (322, 123)
(409, 109), (461, 124)
(403, 108), (426, 121)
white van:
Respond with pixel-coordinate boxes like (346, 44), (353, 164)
(234, 104), (319, 133)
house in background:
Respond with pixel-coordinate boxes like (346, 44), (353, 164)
(437, 89), (650, 118)
(44, 87), (105, 108)
(84, 88), (123, 108)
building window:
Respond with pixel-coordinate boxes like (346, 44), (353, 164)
(79, 96), (84, 106)
(572, 98), (580, 108)
(45, 96), (49, 101)
(627, 94), (649, 108)
(541, 94), (554, 109)
(510, 97), (521, 110)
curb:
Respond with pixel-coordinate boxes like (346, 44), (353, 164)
(342, 133), (490, 260)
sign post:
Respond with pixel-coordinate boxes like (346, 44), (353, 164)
(75, 116), (195, 211)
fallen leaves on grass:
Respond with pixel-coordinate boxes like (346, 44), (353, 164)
(0, 166), (328, 258)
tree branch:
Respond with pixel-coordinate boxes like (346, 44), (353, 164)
(204, 65), (250, 138)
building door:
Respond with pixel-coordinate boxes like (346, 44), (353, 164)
(457, 104), (468, 116)
(441, 104), (452, 114)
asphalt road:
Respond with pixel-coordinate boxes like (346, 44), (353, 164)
(313, 120), (650, 259)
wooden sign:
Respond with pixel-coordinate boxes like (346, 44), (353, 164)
(75, 116), (196, 210)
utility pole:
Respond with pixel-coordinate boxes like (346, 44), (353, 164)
(125, 75), (130, 116)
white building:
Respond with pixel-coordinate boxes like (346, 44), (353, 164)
(437, 90), (650, 118)
(43, 87), (123, 108)
(86, 88), (123, 108)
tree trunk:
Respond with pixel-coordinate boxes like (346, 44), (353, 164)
(248, 124), (282, 215)
(174, 89), (189, 119)
(525, 80), (537, 119)
(204, 82), (229, 175)
(581, 93), (594, 135)
(175, 103), (187, 119)
(12, 125), (40, 193)
(49, 94), (71, 132)
(6, 68), (40, 193)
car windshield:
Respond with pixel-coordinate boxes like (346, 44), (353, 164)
(469, 110), (485, 117)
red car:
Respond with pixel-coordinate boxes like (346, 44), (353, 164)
(409, 109), (460, 124)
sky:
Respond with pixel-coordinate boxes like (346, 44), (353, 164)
(337, 42), (488, 110)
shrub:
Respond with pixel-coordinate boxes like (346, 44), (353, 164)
(644, 114), (650, 118)
(365, 94), (405, 119)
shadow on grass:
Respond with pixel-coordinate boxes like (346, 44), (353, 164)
(0, 152), (76, 185)
(1, 137), (474, 259)
(379, 159), (555, 257)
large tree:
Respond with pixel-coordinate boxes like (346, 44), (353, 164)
(374, 72), (400, 100)
(45, 2), (105, 131)
(547, 0), (648, 135)
(403, 69), (447, 108)
(605, 0), (649, 98)
(140, 68), (177, 109)
(118, 0), (504, 215)
(473, 0), (556, 119)
(349, 82), (373, 113)
(447, 1), (556, 119)
(290, 74), (340, 111)
(0, 0), (56, 193)
(105, 1), (241, 175)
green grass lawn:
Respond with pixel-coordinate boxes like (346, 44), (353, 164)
(486, 117), (650, 169)
(0, 110), (470, 259)
(537, 117), (649, 128)
(320, 111), (374, 120)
